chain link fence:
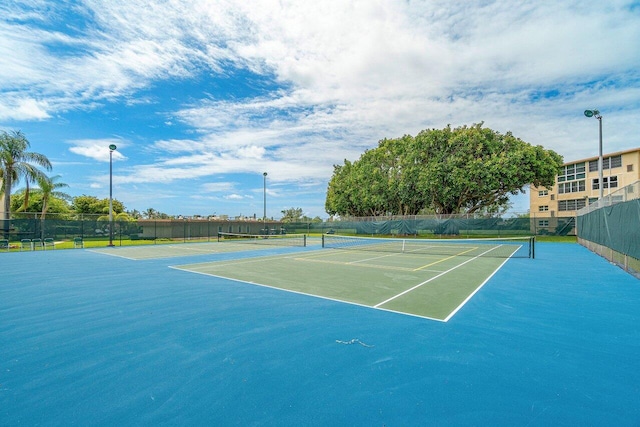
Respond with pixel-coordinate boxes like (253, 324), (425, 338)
(577, 180), (640, 278)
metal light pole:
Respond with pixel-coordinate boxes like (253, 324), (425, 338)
(584, 109), (603, 200)
(263, 172), (267, 235)
(108, 144), (117, 246)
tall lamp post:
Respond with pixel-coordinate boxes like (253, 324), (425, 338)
(263, 172), (267, 235)
(108, 144), (117, 246)
(584, 109), (603, 200)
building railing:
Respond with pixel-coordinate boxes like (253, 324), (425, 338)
(576, 180), (640, 216)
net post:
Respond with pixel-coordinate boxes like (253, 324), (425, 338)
(217, 232), (222, 243)
(303, 234), (307, 247)
(322, 234), (325, 248)
(530, 236), (535, 259)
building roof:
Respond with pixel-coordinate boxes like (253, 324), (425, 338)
(562, 147), (640, 166)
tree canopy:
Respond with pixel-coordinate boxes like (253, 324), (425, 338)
(280, 207), (323, 223)
(325, 123), (563, 216)
(11, 175), (71, 216)
(71, 195), (125, 215)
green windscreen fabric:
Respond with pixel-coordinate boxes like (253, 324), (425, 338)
(3, 215), (576, 243)
(287, 217), (575, 237)
(577, 199), (640, 260)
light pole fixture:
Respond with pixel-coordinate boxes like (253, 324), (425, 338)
(584, 109), (603, 200)
(263, 172), (267, 235)
(108, 144), (117, 246)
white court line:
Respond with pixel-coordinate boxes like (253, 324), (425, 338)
(347, 250), (409, 265)
(373, 245), (505, 308)
(168, 265), (445, 322)
(172, 243), (522, 322)
(293, 256), (417, 272)
(87, 249), (139, 260)
(443, 256), (512, 322)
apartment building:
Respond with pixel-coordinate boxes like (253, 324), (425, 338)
(530, 147), (640, 231)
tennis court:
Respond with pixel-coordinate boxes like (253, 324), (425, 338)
(172, 235), (533, 320)
(2, 238), (640, 425)
(89, 233), (312, 260)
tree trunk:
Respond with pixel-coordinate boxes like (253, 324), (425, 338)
(2, 174), (12, 238)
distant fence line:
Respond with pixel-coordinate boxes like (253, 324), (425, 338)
(1, 213), (574, 244)
(0, 218), (285, 243)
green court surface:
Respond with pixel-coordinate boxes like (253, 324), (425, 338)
(173, 246), (513, 320)
(89, 238), (316, 260)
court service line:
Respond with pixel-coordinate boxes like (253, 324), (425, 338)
(293, 256), (420, 272)
(176, 249), (323, 269)
(347, 250), (413, 265)
(412, 247), (479, 271)
(374, 245), (504, 308)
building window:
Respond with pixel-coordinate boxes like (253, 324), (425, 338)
(558, 198), (587, 212)
(589, 155), (622, 172)
(538, 190), (548, 197)
(628, 164), (634, 172)
(558, 162), (585, 182)
(538, 220), (549, 227)
(538, 205), (549, 212)
(611, 155), (622, 168)
(558, 180), (585, 194)
(577, 198), (586, 209)
(593, 176), (619, 190)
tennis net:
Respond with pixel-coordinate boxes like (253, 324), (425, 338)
(322, 234), (534, 258)
(218, 232), (307, 247)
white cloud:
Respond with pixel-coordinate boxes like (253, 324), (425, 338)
(68, 139), (127, 162)
(237, 145), (265, 159)
(3, 1), (637, 147)
(202, 182), (236, 192)
(0, 97), (50, 121)
(1, 0), (638, 216)
(225, 194), (244, 200)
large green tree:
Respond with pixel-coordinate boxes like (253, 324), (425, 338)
(11, 189), (70, 216)
(71, 194), (125, 216)
(280, 207), (304, 222)
(279, 207), (323, 223)
(12, 175), (71, 216)
(1, 130), (52, 235)
(325, 123), (563, 216)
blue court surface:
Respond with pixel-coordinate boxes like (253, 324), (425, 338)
(1, 242), (639, 425)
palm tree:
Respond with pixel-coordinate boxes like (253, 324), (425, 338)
(36, 175), (71, 219)
(34, 175), (71, 239)
(144, 208), (157, 219)
(0, 130), (52, 237)
(127, 209), (142, 219)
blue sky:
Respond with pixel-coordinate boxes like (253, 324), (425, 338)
(1, 1), (639, 219)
